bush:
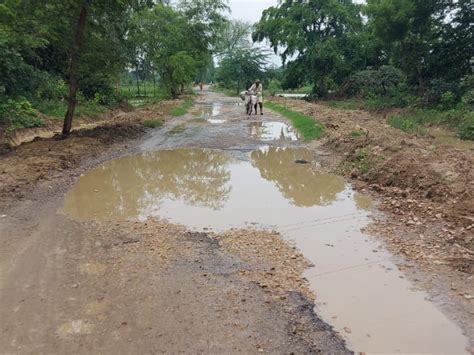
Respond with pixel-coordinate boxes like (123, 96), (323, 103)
(0, 97), (43, 131)
(352, 66), (406, 98)
(267, 79), (282, 96)
(387, 114), (426, 135)
(457, 112), (474, 140)
(424, 79), (460, 107)
(34, 72), (68, 100)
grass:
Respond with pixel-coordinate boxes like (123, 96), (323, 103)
(350, 129), (364, 137)
(387, 115), (427, 135)
(354, 147), (370, 174)
(142, 119), (163, 128)
(31, 99), (106, 119)
(266, 101), (324, 140)
(170, 98), (194, 117)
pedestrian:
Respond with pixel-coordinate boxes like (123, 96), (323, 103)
(199, 81), (203, 92)
(248, 79), (263, 115)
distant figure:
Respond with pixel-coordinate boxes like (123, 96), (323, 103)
(199, 81), (203, 92)
(248, 79), (263, 115)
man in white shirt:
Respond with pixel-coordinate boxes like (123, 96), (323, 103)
(248, 79), (263, 115)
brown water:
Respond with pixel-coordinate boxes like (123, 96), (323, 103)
(191, 103), (227, 123)
(63, 148), (468, 353)
(249, 121), (299, 141)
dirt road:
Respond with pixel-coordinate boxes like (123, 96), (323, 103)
(0, 91), (347, 353)
(0, 89), (472, 353)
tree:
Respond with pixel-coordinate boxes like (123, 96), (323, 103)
(216, 48), (269, 93)
(365, 0), (451, 91)
(253, 0), (364, 96)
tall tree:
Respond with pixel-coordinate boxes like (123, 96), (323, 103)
(365, 0), (451, 91)
(253, 0), (364, 96)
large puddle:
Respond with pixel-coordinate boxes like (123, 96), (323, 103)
(63, 148), (468, 353)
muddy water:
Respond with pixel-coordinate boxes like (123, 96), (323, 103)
(192, 103), (226, 123)
(249, 121), (299, 141)
(63, 147), (468, 353)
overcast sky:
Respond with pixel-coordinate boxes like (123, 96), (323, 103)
(228, 0), (277, 24)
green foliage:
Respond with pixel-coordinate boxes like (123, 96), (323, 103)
(143, 119), (163, 128)
(215, 47), (269, 93)
(351, 130), (364, 137)
(265, 102), (324, 140)
(267, 79), (282, 96)
(0, 97), (43, 131)
(387, 115), (426, 135)
(170, 99), (194, 116)
(352, 66), (406, 97)
(354, 147), (370, 174)
(254, 0), (365, 96)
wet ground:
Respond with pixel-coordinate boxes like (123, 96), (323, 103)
(60, 90), (469, 353)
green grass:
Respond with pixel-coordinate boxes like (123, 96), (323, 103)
(350, 129), (364, 137)
(143, 119), (163, 128)
(31, 99), (106, 119)
(387, 115), (427, 135)
(266, 101), (324, 140)
(170, 98), (194, 116)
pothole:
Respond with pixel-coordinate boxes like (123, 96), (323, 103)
(62, 147), (468, 353)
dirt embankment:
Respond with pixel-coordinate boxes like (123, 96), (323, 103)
(0, 100), (178, 211)
(270, 97), (474, 276)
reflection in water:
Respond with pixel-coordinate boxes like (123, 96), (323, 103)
(251, 147), (345, 207)
(63, 149), (231, 220)
(353, 192), (373, 210)
(63, 147), (468, 353)
(192, 103), (222, 118)
(249, 121), (299, 141)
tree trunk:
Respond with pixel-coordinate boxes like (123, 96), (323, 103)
(62, 5), (88, 137)
(152, 71), (156, 97)
(135, 64), (141, 97)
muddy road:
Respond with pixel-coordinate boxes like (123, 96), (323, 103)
(0, 89), (472, 353)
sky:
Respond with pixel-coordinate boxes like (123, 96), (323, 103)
(228, 0), (277, 24)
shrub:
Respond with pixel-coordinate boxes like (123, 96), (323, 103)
(387, 114), (426, 135)
(0, 97), (43, 131)
(352, 66), (406, 98)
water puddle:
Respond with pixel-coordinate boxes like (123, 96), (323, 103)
(192, 103), (226, 123)
(429, 127), (474, 150)
(250, 121), (299, 141)
(63, 148), (468, 353)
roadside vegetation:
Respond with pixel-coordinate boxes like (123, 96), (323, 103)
(170, 98), (194, 117)
(266, 102), (324, 140)
(0, 0), (227, 138)
(216, 0), (473, 141)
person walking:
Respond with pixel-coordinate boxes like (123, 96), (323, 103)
(248, 79), (263, 115)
